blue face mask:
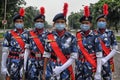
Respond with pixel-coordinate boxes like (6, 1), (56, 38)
(34, 22), (44, 29)
(80, 24), (90, 31)
(15, 23), (24, 29)
(55, 23), (65, 31)
(97, 22), (106, 29)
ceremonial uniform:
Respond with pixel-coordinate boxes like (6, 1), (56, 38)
(42, 3), (78, 80)
(2, 29), (28, 79)
(95, 29), (117, 80)
(94, 12), (118, 80)
(43, 30), (78, 80)
(24, 7), (48, 80)
(75, 6), (102, 80)
(76, 30), (102, 80)
(25, 29), (47, 80)
(1, 8), (28, 80)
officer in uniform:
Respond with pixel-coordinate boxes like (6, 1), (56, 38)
(42, 3), (78, 80)
(75, 6), (102, 80)
(1, 8), (29, 80)
(24, 7), (48, 80)
(94, 4), (118, 80)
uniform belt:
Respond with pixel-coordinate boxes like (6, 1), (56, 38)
(9, 52), (24, 57)
(19, 54), (24, 57)
(35, 54), (41, 57)
(30, 52), (42, 58)
(51, 54), (57, 60)
(9, 53), (19, 56)
(9, 52), (24, 59)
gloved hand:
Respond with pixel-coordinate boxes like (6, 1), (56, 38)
(1, 50), (9, 76)
(101, 49), (116, 65)
(53, 58), (75, 76)
(101, 58), (107, 65)
(53, 66), (63, 76)
(94, 72), (101, 80)
(1, 67), (9, 76)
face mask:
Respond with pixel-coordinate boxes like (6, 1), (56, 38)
(15, 23), (24, 29)
(55, 23), (65, 31)
(34, 22), (44, 29)
(97, 22), (106, 29)
(80, 24), (90, 31)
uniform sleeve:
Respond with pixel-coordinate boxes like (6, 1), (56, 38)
(2, 31), (11, 53)
(2, 31), (11, 47)
(70, 36), (78, 59)
(110, 31), (118, 49)
(95, 37), (102, 53)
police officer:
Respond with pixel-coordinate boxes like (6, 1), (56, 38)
(24, 7), (48, 80)
(75, 6), (102, 80)
(42, 3), (78, 80)
(94, 4), (118, 80)
(1, 8), (29, 80)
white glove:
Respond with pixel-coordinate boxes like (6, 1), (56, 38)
(94, 72), (102, 80)
(1, 67), (9, 76)
(24, 48), (30, 71)
(53, 66), (62, 76)
(95, 52), (102, 80)
(53, 58), (75, 76)
(94, 58), (102, 80)
(1, 48), (9, 76)
(101, 49), (116, 65)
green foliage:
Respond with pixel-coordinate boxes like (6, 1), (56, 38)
(24, 6), (39, 28)
(68, 11), (83, 29)
(116, 36), (120, 41)
(0, 0), (26, 29)
(90, 0), (120, 31)
(0, 1), (49, 29)
(0, 33), (4, 38)
(68, 0), (120, 31)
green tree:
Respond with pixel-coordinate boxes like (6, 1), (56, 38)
(0, 0), (26, 28)
(68, 11), (83, 29)
(90, 0), (120, 32)
(24, 6), (39, 28)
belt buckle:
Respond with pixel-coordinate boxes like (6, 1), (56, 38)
(19, 54), (24, 57)
(35, 54), (41, 57)
(77, 39), (82, 41)
(47, 40), (55, 42)
(15, 37), (21, 38)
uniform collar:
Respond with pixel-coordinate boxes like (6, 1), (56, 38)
(53, 29), (69, 37)
(34, 28), (45, 35)
(80, 30), (93, 36)
(97, 28), (107, 34)
(14, 28), (24, 34)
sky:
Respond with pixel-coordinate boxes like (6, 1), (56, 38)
(24, 0), (99, 24)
